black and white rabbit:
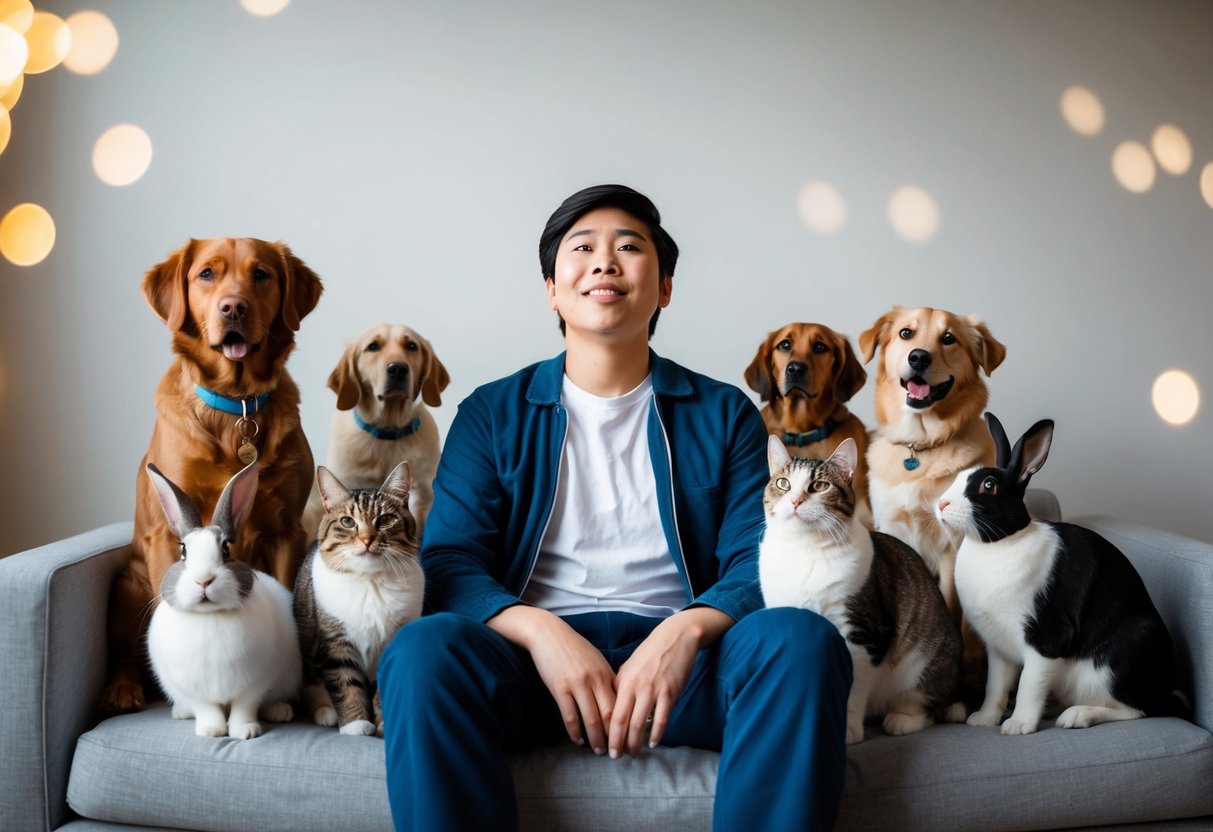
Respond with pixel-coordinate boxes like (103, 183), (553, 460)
(936, 413), (1179, 735)
(145, 461), (302, 739)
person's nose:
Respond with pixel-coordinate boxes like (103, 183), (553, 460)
(592, 251), (619, 275)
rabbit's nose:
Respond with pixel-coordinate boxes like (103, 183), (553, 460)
(196, 576), (214, 590)
(938, 499), (950, 513)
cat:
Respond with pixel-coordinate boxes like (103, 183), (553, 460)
(759, 436), (964, 744)
(294, 461), (424, 736)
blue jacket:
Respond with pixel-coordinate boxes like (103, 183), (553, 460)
(420, 351), (770, 624)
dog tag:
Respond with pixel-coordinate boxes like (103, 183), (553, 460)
(238, 441), (258, 466)
(903, 457), (920, 471)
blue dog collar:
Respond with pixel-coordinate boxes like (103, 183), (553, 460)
(354, 411), (422, 440)
(195, 385), (270, 415)
(782, 418), (840, 448)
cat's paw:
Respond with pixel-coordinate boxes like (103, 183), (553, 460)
(339, 719), (376, 737)
(845, 721), (865, 745)
(229, 721), (264, 740)
(170, 703), (194, 720)
(1000, 717), (1038, 736)
(195, 718), (228, 738)
(313, 705), (338, 727)
(883, 711), (930, 736)
(376, 718), (385, 738)
(941, 702), (968, 724)
(967, 709), (1002, 727)
(260, 701), (294, 723)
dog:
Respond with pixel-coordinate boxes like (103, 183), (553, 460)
(744, 322), (871, 519)
(302, 323), (450, 541)
(102, 237), (323, 713)
(859, 306), (1005, 614)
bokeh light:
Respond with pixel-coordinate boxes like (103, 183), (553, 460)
(0, 202), (56, 266)
(0, 0), (33, 33)
(92, 123), (153, 186)
(1151, 124), (1192, 176)
(0, 70), (23, 109)
(1201, 162), (1213, 211)
(23, 11), (71, 74)
(0, 105), (10, 154)
(887, 186), (940, 243)
(0, 23), (28, 84)
(1111, 141), (1156, 194)
(797, 181), (846, 235)
(63, 10), (118, 75)
(240, 0), (291, 16)
(1060, 86), (1105, 136)
(1152, 370), (1200, 426)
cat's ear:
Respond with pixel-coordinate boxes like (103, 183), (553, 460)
(146, 463), (202, 539)
(380, 461), (412, 504)
(212, 460), (259, 534)
(1008, 419), (1054, 486)
(827, 438), (858, 481)
(316, 466), (351, 512)
(767, 434), (792, 474)
(985, 412), (1012, 469)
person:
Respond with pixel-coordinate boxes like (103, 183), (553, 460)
(379, 184), (851, 831)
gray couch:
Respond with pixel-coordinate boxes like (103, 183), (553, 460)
(4, 492), (1213, 832)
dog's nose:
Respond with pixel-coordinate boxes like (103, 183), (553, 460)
(908, 349), (932, 372)
(785, 361), (807, 379)
(387, 362), (409, 378)
(218, 296), (248, 321)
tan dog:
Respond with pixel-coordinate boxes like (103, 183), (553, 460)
(859, 306), (1006, 613)
(302, 323), (450, 541)
(744, 322), (871, 519)
(104, 237), (322, 712)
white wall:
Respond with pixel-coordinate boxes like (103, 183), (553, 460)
(1, 0), (1210, 556)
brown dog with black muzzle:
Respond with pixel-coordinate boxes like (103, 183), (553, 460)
(745, 322), (871, 521)
(102, 237), (322, 713)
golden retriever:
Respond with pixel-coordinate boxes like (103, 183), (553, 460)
(744, 322), (871, 518)
(103, 237), (322, 712)
(859, 306), (1005, 612)
(302, 323), (449, 541)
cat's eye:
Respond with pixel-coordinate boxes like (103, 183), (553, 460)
(340, 516), (356, 528)
(811, 481), (830, 493)
(899, 328), (913, 340)
(776, 340), (791, 352)
(221, 541), (231, 560)
(980, 477), (998, 494)
(941, 332), (957, 345)
(378, 514), (397, 528)
(775, 477), (791, 491)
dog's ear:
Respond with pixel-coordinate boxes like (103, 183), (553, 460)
(276, 243), (323, 332)
(327, 340), (362, 411)
(965, 315), (1007, 376)
(418, 336), (451, 408)
(141, 240), (195, 332)
(859, 308), (900, 363)
(743, 336), (774, 401)
(832, 334), (868, 403)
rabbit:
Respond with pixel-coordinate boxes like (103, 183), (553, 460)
(145, 460), (302, 739)
(935, 413), (1181, 736)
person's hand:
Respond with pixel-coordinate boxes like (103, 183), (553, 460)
(487, 605), (617, 753)
(608, 607), (734, 758)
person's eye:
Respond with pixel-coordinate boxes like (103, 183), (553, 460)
(572, 244), (591, 251)
(618, 243), (639, 251)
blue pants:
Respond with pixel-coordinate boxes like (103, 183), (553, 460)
(379, 607), (851, 831)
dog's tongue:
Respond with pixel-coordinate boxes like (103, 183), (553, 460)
(907, 380), (931, 400)
(223, 341), (248, 360)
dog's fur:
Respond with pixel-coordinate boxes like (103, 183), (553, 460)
(859, 306), (1005, 613)
(103, 237), (322, 712)
(745, 322), (871, 517)
(302, 323), (449, 542)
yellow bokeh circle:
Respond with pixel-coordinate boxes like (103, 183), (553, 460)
(0, 0), (33, 33)
(888, 186), (940, 244)
(0, 70), (23, 110)
(1060, 86), (1105, 137)
(797, 181), (847, 235)
(63, 10), (119, 75)
(1201, 162), (1213, 211)
(0, 105), (10, 154)
(241, 0), (291, 16)
(23, 11), (71, 74)
(0, 22), (28, 84)
(93, 123), (153, 186)
(1111, 141), (1156, 194)
(0, 202), (56, 266)
(1151, 124), (1192, 176)
(1152, 370), (1200, 426)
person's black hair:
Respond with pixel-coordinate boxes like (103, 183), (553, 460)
(538, 184), (679, 338)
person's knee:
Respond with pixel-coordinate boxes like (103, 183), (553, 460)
(736, 607), (850, 676)
(380, 612), (484, 685)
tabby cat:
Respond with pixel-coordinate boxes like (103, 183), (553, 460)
(759, 436), (964, 744)
(294, 461), (424, 736)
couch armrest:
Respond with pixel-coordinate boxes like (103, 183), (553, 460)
(0, 522), (133, 832)
(1070, 515), (1213, 734)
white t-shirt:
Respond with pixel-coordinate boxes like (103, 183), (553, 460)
(520, 374), (688, 618)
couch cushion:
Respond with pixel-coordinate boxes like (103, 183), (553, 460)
(68, 705), (1213, 832)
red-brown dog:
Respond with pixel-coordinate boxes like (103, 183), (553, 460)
(745, 322), (871, 518)
(102, 237), (322, 712)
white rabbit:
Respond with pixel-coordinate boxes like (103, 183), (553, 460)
(145, 460), (302, 739)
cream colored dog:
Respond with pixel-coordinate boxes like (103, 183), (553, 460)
(303, 323), (449, 541)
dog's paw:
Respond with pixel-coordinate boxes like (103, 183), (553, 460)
(339, 719), (376, 737)
(884, 711), (930, 736)
(313, 705), (338, 727)
(966, 709), (1002, 727)
(260, 701), (294, 723)
(941, 702), (968, 723)
(1000, 717), (1038, 736)
(229, 721), (264, 740)
(100, 682), (145, 714)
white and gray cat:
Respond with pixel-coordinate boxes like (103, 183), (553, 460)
(294, 461), (424, 736)
(759, 436), (964, 744)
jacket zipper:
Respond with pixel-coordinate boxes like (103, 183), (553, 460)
(653, 395), (694, 602)
(518, 404), (568, 596)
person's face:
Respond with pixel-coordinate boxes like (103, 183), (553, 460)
(546, 206), (672, 343)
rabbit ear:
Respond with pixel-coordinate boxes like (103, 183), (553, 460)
(212, 461), (259, 535)
(826, 438), (858, 481)
(1009, 419), (1054, 485)
(985, 412), (1012, 469)
(380, 461), (413, 504)
(767, 434), (792, 474)
(146, 463), (202, 539)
